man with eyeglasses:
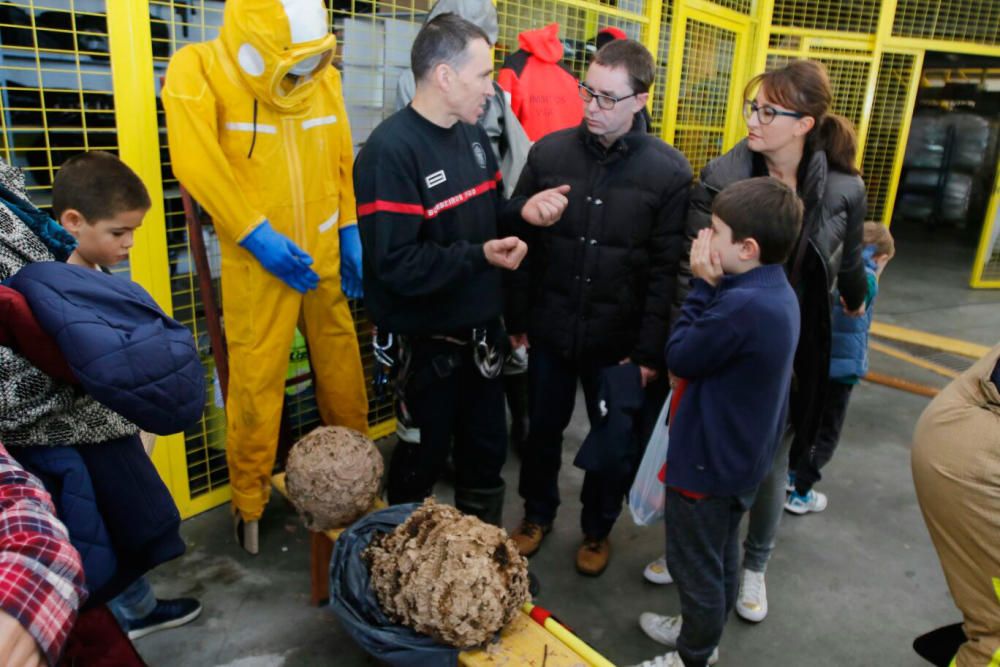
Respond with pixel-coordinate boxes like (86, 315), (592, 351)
(506, 39), (692, 576)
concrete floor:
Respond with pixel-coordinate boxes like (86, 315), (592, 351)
(138, 226), (1000, 667)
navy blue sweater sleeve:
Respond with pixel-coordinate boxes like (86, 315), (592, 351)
(356, 162), (489, 298)
(665, 279), (744, 378)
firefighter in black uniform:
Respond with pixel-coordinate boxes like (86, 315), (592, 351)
(354, 13), (570, 525)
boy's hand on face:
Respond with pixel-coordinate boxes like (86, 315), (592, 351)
(691, 228), (723, 287)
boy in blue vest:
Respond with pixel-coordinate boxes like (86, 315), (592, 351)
(785, 221), (894, 515)
(53, 151), (202, 639)
(632, 177), (801, 667)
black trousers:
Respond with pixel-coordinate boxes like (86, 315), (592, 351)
(665, 490), (750, 667)
(518, 343), (666, 538)
(792, 379), (854, 495)
(386, 338), (507, 504)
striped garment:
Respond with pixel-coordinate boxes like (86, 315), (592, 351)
(0, 441), (86, 664)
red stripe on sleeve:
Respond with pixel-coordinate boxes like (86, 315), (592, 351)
(357, 200), (426, 217)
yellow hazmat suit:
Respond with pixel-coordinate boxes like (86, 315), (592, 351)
(163, 0), (369, 522)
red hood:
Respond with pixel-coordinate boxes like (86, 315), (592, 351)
(517, 23), (564, 63)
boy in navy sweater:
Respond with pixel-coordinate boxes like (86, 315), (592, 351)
(631, 177), (802, 667)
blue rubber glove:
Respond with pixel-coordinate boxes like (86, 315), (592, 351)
(239, 220), (319, 293)
(339, 224), (364, 299)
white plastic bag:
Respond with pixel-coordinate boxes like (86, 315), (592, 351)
(629, 391), (671, 526)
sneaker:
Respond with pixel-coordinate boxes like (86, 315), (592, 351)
(125, 598), (202, 640)
(736, 568), (767, 622)
(629, 648), (719, 667)
(511, 520), (551, 557)
(785, 471), (796, 493)
(784, 489), (828, 515)
(638, 612), (681, 647)
(643, 555), (674, 585)
(575, 536), (610, 576)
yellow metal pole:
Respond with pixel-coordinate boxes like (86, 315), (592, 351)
(642, 0), (663, 117)
(874, 47), (923, 229)
(522, 603), (616, 667)
(660, 1), (686, 144)
(856, 0), (898, 165)
(107, 0), (190, 509)
(969, 166), (1000, 288)
(750, 0), (774, 78)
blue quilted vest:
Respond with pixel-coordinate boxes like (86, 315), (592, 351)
(829, 251), (878, 381)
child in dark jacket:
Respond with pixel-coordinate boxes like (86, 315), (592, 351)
(631, 177), (802, 667)
(51, 151), (202, 640)
(785, 221), (894, 514)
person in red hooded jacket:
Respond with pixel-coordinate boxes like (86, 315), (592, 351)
(498, 23), (583, 141)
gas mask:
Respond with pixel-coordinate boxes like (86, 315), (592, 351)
(284, 0), (329, 78)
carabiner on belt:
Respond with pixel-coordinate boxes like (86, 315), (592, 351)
(472, 327), (504, 379)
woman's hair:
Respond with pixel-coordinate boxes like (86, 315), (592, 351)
(743, 60), (860, 175)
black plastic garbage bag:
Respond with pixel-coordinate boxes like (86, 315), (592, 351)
(329, 503), (461, 667)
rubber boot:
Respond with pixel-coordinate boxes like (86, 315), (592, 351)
(913, 623), (965, 666)
(455, 483), (506, 526)
(504, 372), (530, 456)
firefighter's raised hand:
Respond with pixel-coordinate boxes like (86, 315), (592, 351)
(522, 184), (570, 227)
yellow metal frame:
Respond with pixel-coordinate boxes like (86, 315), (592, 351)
(107, 0), (216, 515)
(660, 0), (753, 155)
(970, 166), (1000, 288)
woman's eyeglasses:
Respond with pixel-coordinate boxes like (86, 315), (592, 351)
(579, 82), (637, 111)
(743, 100), (805, 125)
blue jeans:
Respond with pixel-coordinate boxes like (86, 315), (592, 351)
(742, 427), (794, 573)
(108, 576), (156, 628)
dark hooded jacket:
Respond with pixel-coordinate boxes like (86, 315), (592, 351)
(678, 139), (867, 448)
(506, 113), (692, 370)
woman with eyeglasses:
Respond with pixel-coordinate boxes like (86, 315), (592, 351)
(641, 59), (868, 627)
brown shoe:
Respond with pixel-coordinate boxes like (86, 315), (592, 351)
(511, 520), (551, 557)
(576, 536), (610, 576)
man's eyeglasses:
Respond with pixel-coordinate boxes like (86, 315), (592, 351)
(743, 100), (805, 125)
(578, 82), (637, 111)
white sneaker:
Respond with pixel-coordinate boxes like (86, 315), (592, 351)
(639, 612), (681, 647)
(785, 472), (796, 493)
(643, 555), (674, 585)
(736, 569), (767, 622)
(784, 489), (828, 515)
(629, 648), (719, 667)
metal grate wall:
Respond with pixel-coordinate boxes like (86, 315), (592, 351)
(893, 0), (1000, 47)
(771, 0), (880, 34)
(862, 51), (918, 225)
(0, 0), (114, 202)
(673, 18), (737, 175)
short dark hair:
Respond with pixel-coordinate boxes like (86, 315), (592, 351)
(411, 13), (490, 82)
(593, 39), (655, 94)
(863, 221), (895, 258)
(712, 177), (803, 265)
(52, 151), (151, 222)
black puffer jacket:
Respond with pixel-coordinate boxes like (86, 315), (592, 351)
(679, 139), (867, 447)
(507, 116), (692, 370)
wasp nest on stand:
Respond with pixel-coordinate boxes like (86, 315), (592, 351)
(364, 499), (530, 648)
(285, 426), (383, 531)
